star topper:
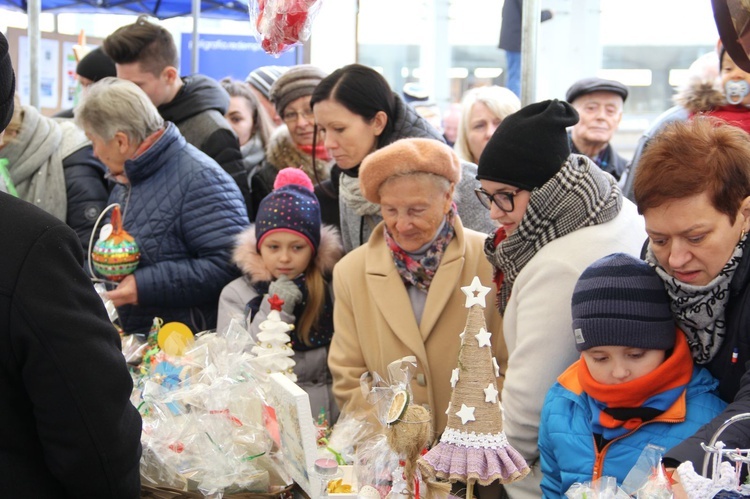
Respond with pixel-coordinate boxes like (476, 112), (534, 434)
(461, 276), (491, 308)
(268, 293), (285, 312)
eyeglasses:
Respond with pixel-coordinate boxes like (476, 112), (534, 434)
(474, 187), (521, 212)
(282, 109), (315, 124)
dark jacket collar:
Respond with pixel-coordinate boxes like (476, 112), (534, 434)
(157, 74), (229, 124)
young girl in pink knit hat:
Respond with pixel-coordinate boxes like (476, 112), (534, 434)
(218, 167), (344, 422)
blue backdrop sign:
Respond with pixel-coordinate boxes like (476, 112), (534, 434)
(180, 33), (298, 80)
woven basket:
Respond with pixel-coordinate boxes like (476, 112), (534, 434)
(140, 483), (296, 498)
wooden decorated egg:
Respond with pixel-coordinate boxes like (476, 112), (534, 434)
(91, 205), (140, 282)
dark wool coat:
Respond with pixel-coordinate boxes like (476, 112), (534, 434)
(0, 192), (142, 498)
(665, 250), (750, 471)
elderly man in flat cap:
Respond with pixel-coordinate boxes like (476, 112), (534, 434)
(566, 77), (629, 180)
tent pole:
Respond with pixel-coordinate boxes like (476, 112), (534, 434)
(520, 0), (540, 105)
(28, 0), (41, 108)
(191, 0), (200, 74)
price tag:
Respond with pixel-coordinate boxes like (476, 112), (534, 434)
(98, 223), (113, 242)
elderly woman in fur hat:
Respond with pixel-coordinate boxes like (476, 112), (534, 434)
(328, 137), (505, 440)
(250, 64), (332, 218)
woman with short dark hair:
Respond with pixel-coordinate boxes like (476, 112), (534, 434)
(634, 117), (750, 487)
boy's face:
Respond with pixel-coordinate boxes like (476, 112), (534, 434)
(581, 346), (666, 385)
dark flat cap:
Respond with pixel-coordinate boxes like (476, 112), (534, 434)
(565, 77), (628, 103)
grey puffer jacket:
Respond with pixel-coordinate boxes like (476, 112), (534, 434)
(338, 93), (495, 252)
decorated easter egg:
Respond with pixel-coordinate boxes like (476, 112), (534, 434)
(91, 205), (140, 282)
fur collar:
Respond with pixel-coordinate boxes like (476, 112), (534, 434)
(674, 77), (727, 114)
(265, 125), (331, 182)
(232, 224), (344, 283)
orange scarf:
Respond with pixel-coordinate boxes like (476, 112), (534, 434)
(578, 330), (693, 432)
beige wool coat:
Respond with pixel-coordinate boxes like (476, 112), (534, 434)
(328, 216), (506, 436)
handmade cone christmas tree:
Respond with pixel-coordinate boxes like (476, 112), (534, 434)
(419, 276), (529, 496)
(250, 294), (297, 382)
(91, 205), (140, 282)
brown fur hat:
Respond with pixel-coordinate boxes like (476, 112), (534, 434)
(359, 138), (461, 204)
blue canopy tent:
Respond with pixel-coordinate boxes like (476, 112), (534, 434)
(0, 0), (250, 21)
(1, 0), (252, 106)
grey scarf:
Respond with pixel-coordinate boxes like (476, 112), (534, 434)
(485, 155), (623, 314)
(0, 105), (85, 222)
(645, 236), (746, 364)
(240, 133), (265, 172)
(340, 173), (382, 216)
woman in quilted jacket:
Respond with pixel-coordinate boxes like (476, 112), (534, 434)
(75, 77), (248, 338)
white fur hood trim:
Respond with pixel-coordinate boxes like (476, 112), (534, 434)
(232, 224), (344, 283)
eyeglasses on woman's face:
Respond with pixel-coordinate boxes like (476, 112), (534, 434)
(474, 187), (521, 212)
(282, 109), (315, 124)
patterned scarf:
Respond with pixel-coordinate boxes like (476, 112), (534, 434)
(578, 330), (693, 440)
(645, 235), (746, 364)
(484, 155), (622, 315)
(384, 207), (456, 291)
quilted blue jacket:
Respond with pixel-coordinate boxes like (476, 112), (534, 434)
(110, 122), (248, 336)
(539, 363), (726, 498)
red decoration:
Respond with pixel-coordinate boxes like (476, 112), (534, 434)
(268, 293), (285, 312)
(253, 0), (321, 55)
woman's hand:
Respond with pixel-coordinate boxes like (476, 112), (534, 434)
(107, 274), (138, 307)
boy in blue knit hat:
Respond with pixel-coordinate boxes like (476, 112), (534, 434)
(538, 253), (726, 497)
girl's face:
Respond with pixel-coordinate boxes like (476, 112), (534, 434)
(467, 101), (501, 162)
(581, 346), (666, 385)
(226, 96), (255, 146)
(259, 231), (313, 280)
(721, 51), (750, 107)
(644, 192), (750, 286)
(313, 98), (387, 169)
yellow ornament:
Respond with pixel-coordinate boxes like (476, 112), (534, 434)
(157, 322), (194, 356)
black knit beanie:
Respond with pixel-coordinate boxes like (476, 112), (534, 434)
(571, 253), (675, 352)
(76, 47), (117, 82)
(476, 99), (579, 190)
(0, 32), (15, 132)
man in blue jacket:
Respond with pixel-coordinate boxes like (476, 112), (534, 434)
(104, 16), (252, 219)
(76, 77), (248, 337)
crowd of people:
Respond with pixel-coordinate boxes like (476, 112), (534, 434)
(3, 12), (750, 499)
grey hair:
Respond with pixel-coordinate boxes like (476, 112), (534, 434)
(379, 171), (452, 198)
(74, 77), (163, 143)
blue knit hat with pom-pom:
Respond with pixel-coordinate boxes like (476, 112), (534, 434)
(255, 168), (321, 253)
